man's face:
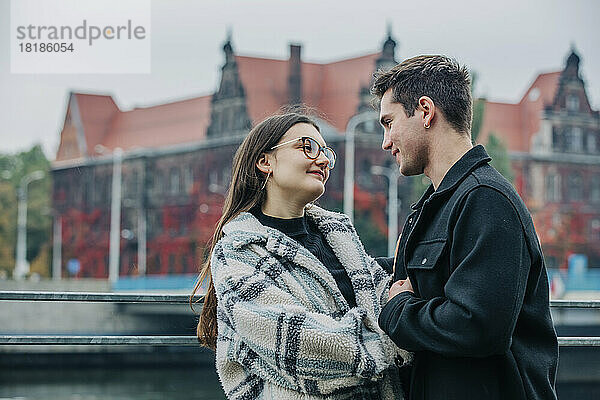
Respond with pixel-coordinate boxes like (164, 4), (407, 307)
(379, 89), (428, 176)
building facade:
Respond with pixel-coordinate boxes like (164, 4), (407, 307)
(52, 38), (599, 279)
(479, 49), (600, 268)
(51, 34), (407, 279)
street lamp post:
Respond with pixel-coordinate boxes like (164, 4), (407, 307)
(52, 213), (62, 281)
(108, 148), (123, 284)
(137, 203), (147, 276)
(15, 170), (45, 280)
(343, 111), (378, 223)
(96, 145), (124, 284)
(371, 165), (400, 257)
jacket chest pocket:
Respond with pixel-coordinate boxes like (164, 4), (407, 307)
(406, 239), (447, 298)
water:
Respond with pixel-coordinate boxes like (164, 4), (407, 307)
(2, 362), (600, 400)
(0, 367), (226, 400)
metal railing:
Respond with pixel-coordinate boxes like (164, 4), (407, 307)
(1, 291), (599, 346)
(0, 290), (202, 304)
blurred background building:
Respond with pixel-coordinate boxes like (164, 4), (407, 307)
(50, 32), (404, 284)
(48, 33), (599, 288)
(479, 49), (600, 271)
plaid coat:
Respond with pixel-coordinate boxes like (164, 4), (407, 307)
(212, 206), (409, 399)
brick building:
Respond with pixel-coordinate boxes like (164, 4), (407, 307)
(51, 36), (599, 279)
(51, 33), (403, 278)
(478, 49), (600, 268)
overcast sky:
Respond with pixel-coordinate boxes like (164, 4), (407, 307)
(1, 0), (598, 159)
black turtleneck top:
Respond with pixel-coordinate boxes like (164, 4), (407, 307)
(251, 207), (357, 308)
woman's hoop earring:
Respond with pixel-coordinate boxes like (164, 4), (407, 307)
(260, 171), (271, 190)
(424, 122), (431, 129)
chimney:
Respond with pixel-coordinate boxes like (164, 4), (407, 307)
(288, 43), (302, 105)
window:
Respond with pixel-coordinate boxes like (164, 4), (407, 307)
(591, 176), (600, 203)
(184, 166), (194, 193)
(566, 94), (580, 112)
(545, 173), (561, 202)
(169, 167), (180, 195)
(181, 254), (190, 274)
(587, 133), (598, 153)
(168, 254), (176, 274)
(217, 112), (224, 133)
(226, 108), (234, 132)
(147, 210), (159, 239)
(94, 175), (105, 204)
(224, 167), (232, 184)
(208, 170), (219, 193)
(129, 170), (139, 198)
(154, 171), (164, 195)
(552, 127), (562, 151)
(567, 173), (583, 201)
(73, 176), (82, 205)
(591, 219), (600, 242)
(146, 254), (160, 275)
(565, 127), (583, 152)
(82, 178), (90, 207)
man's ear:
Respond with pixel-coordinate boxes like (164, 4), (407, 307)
(256, 154), (272, 174)
(418, 96), (435, 128)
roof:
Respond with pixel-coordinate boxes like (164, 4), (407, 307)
(478, 72), (561, 152)
(318, 53), (380, 131)
(236, 52), (379, 132)
(478, 101), (523, 150)
(74, 93), (119, 154)
(56, 93), (211, 162)
(101, 95), (211, 151)
(56, 50), (379, 162)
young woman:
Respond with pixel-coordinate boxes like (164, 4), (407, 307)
(192, 112), (409, 399)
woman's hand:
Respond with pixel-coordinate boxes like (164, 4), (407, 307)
(388, 277), (414, 300)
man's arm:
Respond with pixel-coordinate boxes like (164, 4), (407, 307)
(378, 186), (529, 358)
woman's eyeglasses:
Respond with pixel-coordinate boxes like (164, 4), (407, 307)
(270, 137), (336, 169)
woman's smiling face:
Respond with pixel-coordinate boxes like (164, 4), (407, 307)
(263, 122), (332, 206)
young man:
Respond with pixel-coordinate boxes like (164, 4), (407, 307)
(372, 55), (558, 400)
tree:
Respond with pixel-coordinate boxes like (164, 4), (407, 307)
(471, 98), (486, 143)
(410, 175), (431, 205)
(353, 209), (387, 257)
(469, 72), (514, 184)
(486, 133), (514, 183)
(470, 70), (485, 143)
(0, 145), (52, 278)
(0, 180), (16, 276)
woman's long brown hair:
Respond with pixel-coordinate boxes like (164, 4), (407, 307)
(191, 111), (321, 349)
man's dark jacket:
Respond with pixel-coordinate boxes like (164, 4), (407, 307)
(378, 145), (558, 400)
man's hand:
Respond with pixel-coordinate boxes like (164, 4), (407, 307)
(388, 277), (414, 300)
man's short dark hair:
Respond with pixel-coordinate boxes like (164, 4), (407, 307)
(371, 55), (473, 135)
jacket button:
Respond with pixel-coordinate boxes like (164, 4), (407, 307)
(421, 258), (427, 264)
(409, 218), (413, 224)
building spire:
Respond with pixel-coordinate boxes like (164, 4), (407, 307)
(566, 45), (580, 70)
(563, 45), (581, 81)
(207, 31), (252, 137)
(376, 25), (397, 72)
(551, 46), (587, 112)
(288, 43), (303, 105)
(223, 28), (234, 64)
